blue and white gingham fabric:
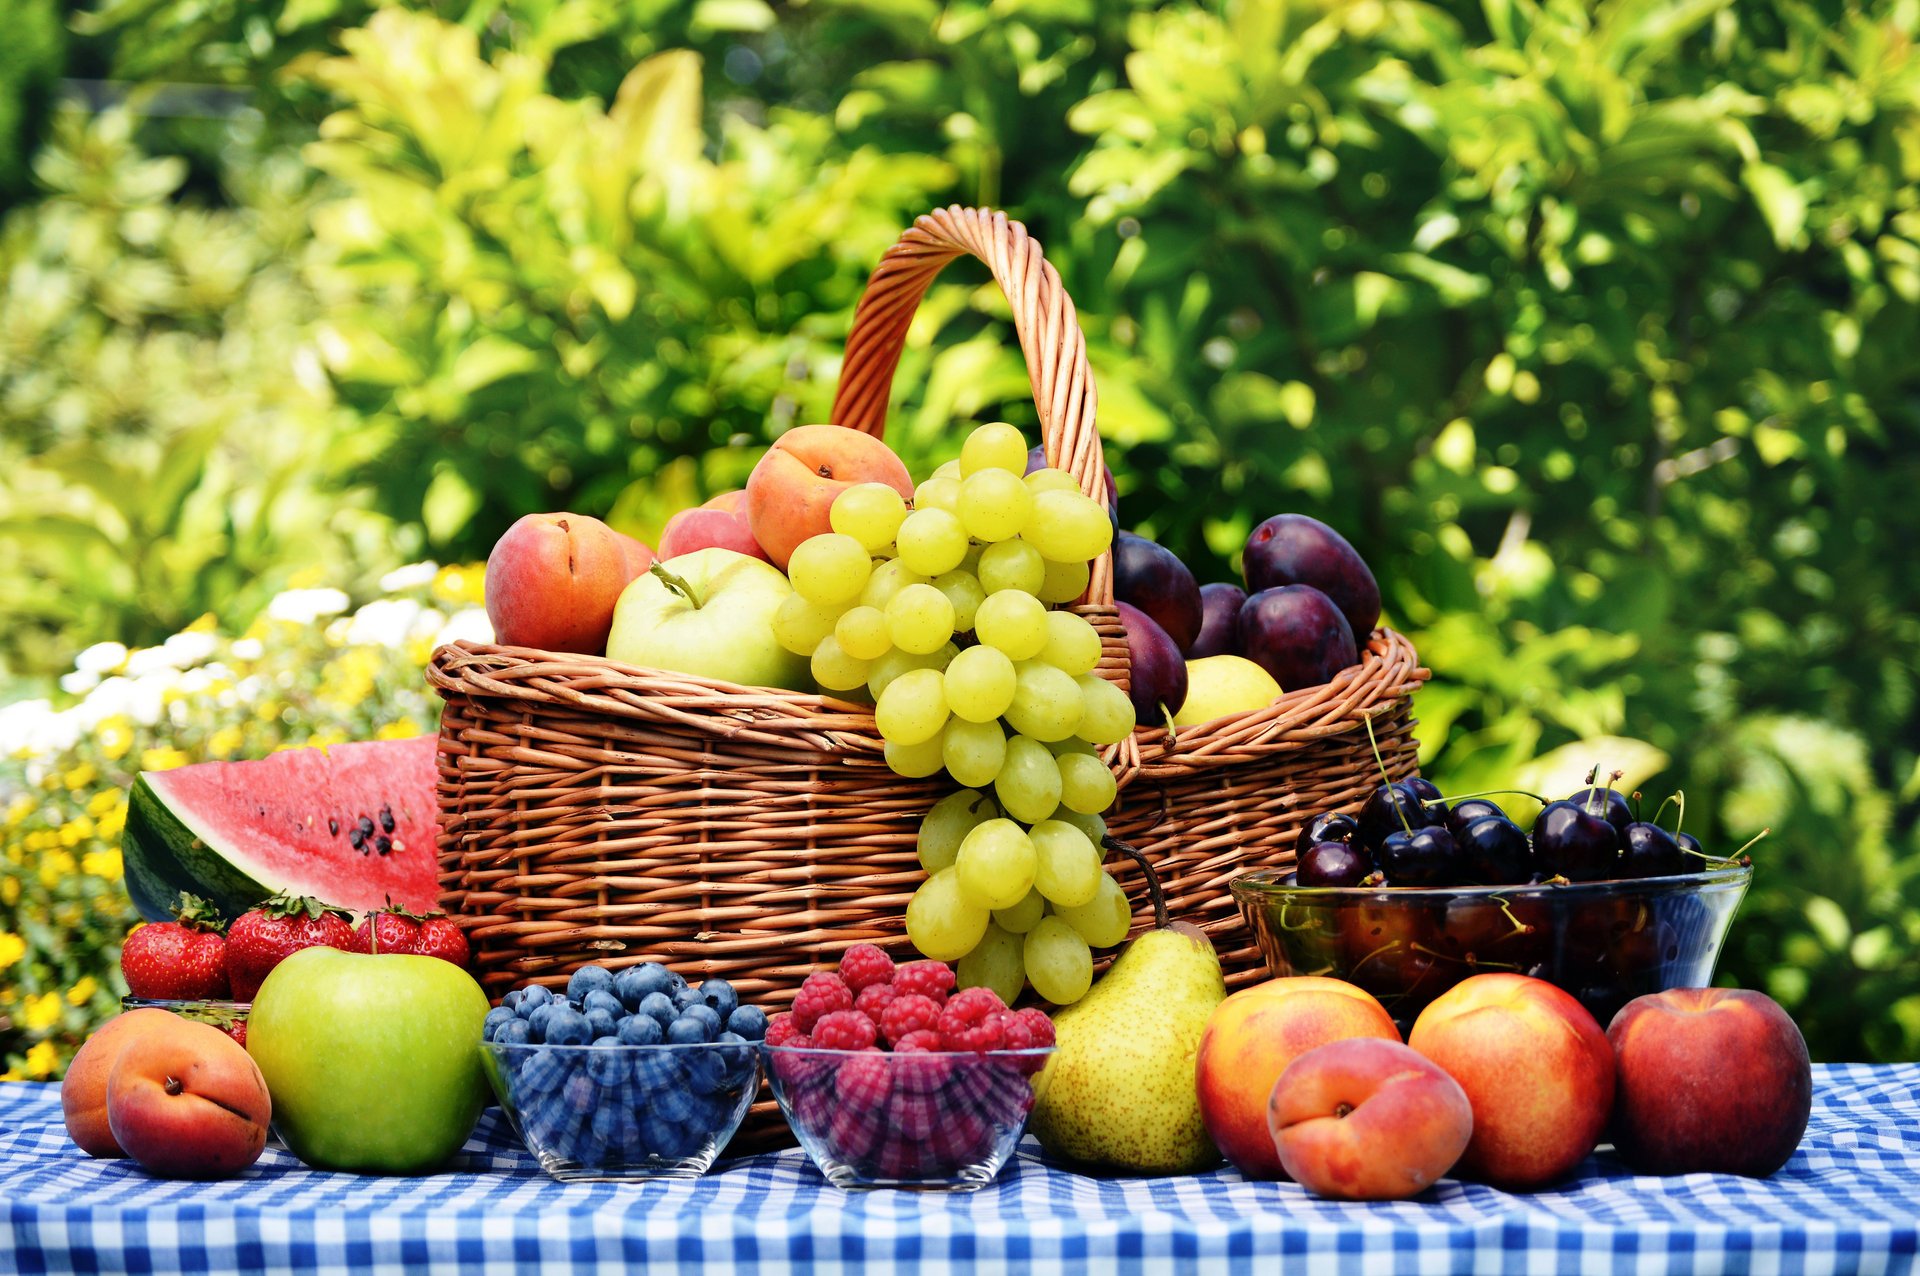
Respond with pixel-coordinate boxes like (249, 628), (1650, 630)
(4, 1063), (1917, 1275)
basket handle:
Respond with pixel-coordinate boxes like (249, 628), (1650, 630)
(830, 206), (1114, 608)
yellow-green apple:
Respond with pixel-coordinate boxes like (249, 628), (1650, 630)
(484, 512), (647, 655)
(247, 946), (490, 1173)
(606, 549), (810, 690)
(62, 1007), (185, 1157)
(659, 506), (769, 563)
(1267, 1037), (1472, 1200)
(1607, 988), (1811, 1177)
(1195, 976), (1400, 1177)
(1408, 972), (1614, 1189)
(745, 425), (913, 569)
(106, 1015), (271, 1178)
(1173, 655), (1283, 729)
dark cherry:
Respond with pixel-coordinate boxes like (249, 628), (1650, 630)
(1674, 830), (1705, 862)
(1401, 777), (1449, 824)
(1295, 811), (1360, 858)
(1445, 797), (1507, 838)
(1532, 800), (1620, 882)
(1356, 781), (1440, 850)
(1298, 840), (1374, 888)
(1620, 822), (1685, 878)
(1378, 825), (1458, 887)
(1565, 786), (1633, 838)
(1457, 816), (1533, 885)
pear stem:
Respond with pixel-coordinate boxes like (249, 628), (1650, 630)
(649, 563), (703, 609)
(1101, 835), (1168, 930)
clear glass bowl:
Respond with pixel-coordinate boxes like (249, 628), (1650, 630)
(121, 996), (250, 1046)
(763, 1045), (1052, 1191)
(481, 1040), (758, 1181)
(1230, 865), (1752, 1034)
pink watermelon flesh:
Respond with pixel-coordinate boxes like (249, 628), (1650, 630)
(124, 735), (442, 922)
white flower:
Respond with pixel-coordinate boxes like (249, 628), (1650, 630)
(75, 641), (129, 675)
(59, 670), (101, 696)
(230, 638), (264, 661)
(266, 588), (351, 625)
(379, 562), (440, 593)
(434, 608), (494, 647)
(0, 699), (79, 760)
(124, 631), (219, 677)
(343, 598), (422, 649)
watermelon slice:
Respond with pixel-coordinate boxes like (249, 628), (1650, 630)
(123, 736), (443, 923)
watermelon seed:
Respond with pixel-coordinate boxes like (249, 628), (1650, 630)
(349, 827), (366, 851)
(329, 817), (340, 836)
(356, 815), (375, 841)
(379, 806), (395, 834)
(376, 835), (392, 855)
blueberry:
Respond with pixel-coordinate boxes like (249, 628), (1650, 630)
(634, 1053), (685, 1092)
(618, 1015), (664, 1046)
(514, 1046), (568, 1095)
(562, 1069), (598, 1116)
(502, 988), (525, 1012)
(615, 963), (675, 1009)
(586, 1008), (619, 1040)
(725, 1005), (768, 1041)
(668, 1015), (711, 1045)
(654, 1119), (702, 1160)
(652, 1085), (698, 1125)
(582, 989), (624, 1019)
(546, 1007), (593, 1046)
(683, 1050), (725, 1094)
(672, 983), (705, 1011)
(498, 1018), (532, 1046)
(637, 992), (677, 1026)
(483, 1006), (516, 1040)
(519, 984), (556, 1012)
(714, 1030), (755, 1086)
(678, 1003), (722, 1040)
(698, 979), (739, 1020)
(528, 1002), (564, 1043)
(568, 965), (615, 1005)
(588, 1038), (628, 1085)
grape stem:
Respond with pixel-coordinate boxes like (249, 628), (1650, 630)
(1100, 835), (1168, 930)
(649, 563), (703, 609)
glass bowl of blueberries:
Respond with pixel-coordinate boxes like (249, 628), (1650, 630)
(1231, 777), (1755, 1034)
(480, 962), (766, 1181)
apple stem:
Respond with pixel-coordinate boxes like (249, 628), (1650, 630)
(1101, 835), (1168, 930)
(649, 562), (704, 609)
(1361, 715), (1412, 834)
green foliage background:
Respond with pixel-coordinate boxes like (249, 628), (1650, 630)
(3, 0), (1918, 1060)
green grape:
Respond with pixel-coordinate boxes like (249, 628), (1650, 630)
(834, 606), (892, 661)
(931, 569), (986, 632)
(1039, 610), (1102, 676)
(1074, 673), (1137, 745)
(943, 645), (1018, 723)
(1056, 751), (1119, 815)
(918, 788), (994, 873)
(1024, 916), (1094, 1005)
(886, 582), (956, 655)
(896, 508), (969, 576)
(905, 866), (990, 961)
(773, 593), (845, 656)
(1037, 556), (1091, 605)
(1024, 489), (1114, 563)
(954, 818), (1038, 909)
(957, 923), (1027, 1007)
(958, 468), (1033, 543)
(994, 735), (1062, 825)
(868, 647), (933, 699)
(1054, 808), (1108, 847)
(861, 559), (932, 611)
(977, 538), (1046, 596)
(943, 717), (1007, 789)
(960, 543), (984, 576)
(1029, 819), (1102, 907)
(1049, 737), (1097, 756)
(913, 475), (961, 514)
(810, 635), (871, 692)
(874, 667), (950, 745)
(788, 533), (873, 606)
(1006, 661), (1084, 742)
(974, 590), (1048, 661)
(992, 888), (1047, 934)
(932, 459), (962, 483)
(1023, 466), (1080, 497)
(960, 421), (1030, 476)
(884, 731), (947, 779)
(830, 482), (909, 553)
(1055, 872), (1132, 948)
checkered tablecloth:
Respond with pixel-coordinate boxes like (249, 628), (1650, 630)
(4, 1064), (1917, 1275)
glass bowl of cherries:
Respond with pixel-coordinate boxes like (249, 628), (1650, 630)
(1231, 773), (1756, 1033)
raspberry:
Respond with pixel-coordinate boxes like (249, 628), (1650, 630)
(879, 993), (942, 1046)
(811, 1009), (878, 1052)
(854, 983), (896, 1022)
(838, 943), (896, 992)
(790, 971), (854, 1032)
(993, 1009), (1035, 1051)
(1013, 1006), (1056, 1049)
(893, 960), (956, 1004)
(938, 986), (1009, 1052)
(764, 1012), (803, 1047)
(893, 1029), (944, 1053)
(834, 1050), (892, 1109)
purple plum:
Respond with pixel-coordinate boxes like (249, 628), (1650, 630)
(1113, 532), (1203, 653)
(1242, 514), (1381, 642)
(1189, 582), (1246, 658)
(1116, 600), (1188, 725)
(1236, 585), (1358, 690)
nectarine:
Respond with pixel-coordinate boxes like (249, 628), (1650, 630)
(484, 512), (636, 655)
(107, 1016), (271, 1179)
(61, 1008), (180, 1157)
(1268, 1038), (1472, 1200)
(744, 425), (913, 569)
(659, 506), (770, 562)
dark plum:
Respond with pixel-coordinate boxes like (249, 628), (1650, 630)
(1236, 585), (1358, 690)
(1533, 800), (1620, 881)
(1457, 816), (1533, 885)
(1113, 532), (1204, 652)
(1445, 797), (1508, 838)
(1620, 822), (1686, 878)
(1189, 582), (1247, 658)
(1297, 840), (1374, 888)
(1566, 786), (1633, 837)
(1116, 600), (1189, 721)
(1295, 810), (1360, 858)
(1025, 445), (1118, 514)
(1356, 781), (1440, 850)
(1242, 513), (1381, 641)
(1377, 825), (1458, 886)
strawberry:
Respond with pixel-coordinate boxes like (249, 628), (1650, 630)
(413, 915), (470, 968)
(120, 894), (229, 1000)
(226, 893), (354, 1001)
(349, 907), (422, 956)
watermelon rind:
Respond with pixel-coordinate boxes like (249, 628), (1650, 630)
(124, 773), (272, 921)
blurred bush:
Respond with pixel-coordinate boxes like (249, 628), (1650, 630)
(1, 0), (1917, 1059)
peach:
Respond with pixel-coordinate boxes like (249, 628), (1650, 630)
(1267, 1038), (1473, 1200)
(744, 425), (913, 568)
(61, 1008), (180, 1157)
(483, 512), (634, 654)
(659, 506), (770, 563)
(615, 531), (656, 579)
(106, 1016), (271, 1179)
(1608, 988), (1811, 1177)
(1408, 973), (1614, 1190)
(1195, 976), (1401, 1177)
(701, 490), (745, 514)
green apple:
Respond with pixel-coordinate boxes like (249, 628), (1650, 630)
(606, 548), (810, 690)
(1172, 655), (1283, 728)
(247, 946), (490, 1173)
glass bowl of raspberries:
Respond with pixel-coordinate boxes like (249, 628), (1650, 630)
(761, 945), (1055, 1191)
(480, 962), (767, 1181)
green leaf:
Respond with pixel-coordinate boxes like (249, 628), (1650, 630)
(1743, 162), (1807, 249)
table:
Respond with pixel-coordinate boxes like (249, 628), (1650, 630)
(4, 1065), (1917, 1274)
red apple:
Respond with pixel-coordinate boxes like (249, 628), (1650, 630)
(1268, 1038), (1473, 1200)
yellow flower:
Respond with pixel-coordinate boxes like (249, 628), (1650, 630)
(0, 1068), (21, 1082)
(63, 762), (97, 791)
(208, 725), (245, 758)
(68, 977), (98, 1006)
(97, 805), (126, 839)
(140, 748), (191, 772)
(0, 932), (24, 970)
(38, 850), (77, 888)
(0, 878), (18, 905)
(59, 816), (95, 846)
(24, 1041), (59, 1079)
(376, 719), (423, 741)
(82, 849), (123, 879)
(97, 717), (134, 762)
(288, 565), (328, 588)
(433, 564), (486, 605)
(6, 796), (33, 826)
(186, 613), (220, 634)
(256, 700), (284, 723)
(88, 789), (123, 819)
(23, 991), (62, 1032)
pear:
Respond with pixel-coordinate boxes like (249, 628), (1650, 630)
(1030, 841), (1227, 1174)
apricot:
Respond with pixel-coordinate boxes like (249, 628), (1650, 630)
(483, 512), (636, 655)
(61, 1008), (180, 1157)
(659, 506), (769, 562)
(1268, 1038), (1472, 1200)
(744, 425), (913, 568)
(615, 531), (656, 580)
(106, 1016), (272, 1179)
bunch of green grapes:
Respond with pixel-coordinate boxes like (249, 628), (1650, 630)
(777, 422), (1137, 1007)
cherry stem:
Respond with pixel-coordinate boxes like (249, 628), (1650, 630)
(1733, 827), (1771, 859)
(1675, 790), (1687, 836)
(1648, 792), (1679, 828)
(1596, 769), (1623, 820)
(649, 563), (703, 609)
(1362, 716), (1412, 834)
(1436, 786), (1548, 807)
(1102, 835), (1168, 930)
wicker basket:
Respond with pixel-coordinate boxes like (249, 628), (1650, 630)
(429, 205), (1427, 1007)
